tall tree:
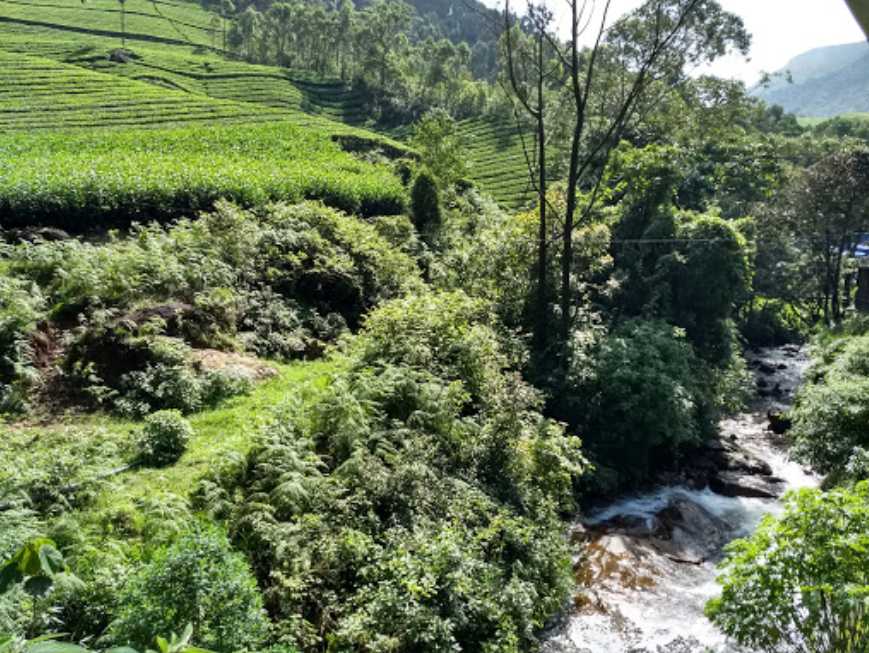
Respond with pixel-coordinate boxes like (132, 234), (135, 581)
(502, 0), (750, 354)
(786, 147), (869, 324)
(500, 2), (559, 354)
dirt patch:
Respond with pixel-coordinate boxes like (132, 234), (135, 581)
(190, 348), (278, 383)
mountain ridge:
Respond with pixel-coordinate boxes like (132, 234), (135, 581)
(753, 41), (869, 117)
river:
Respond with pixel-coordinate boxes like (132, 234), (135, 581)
(543, 346), (818, 653)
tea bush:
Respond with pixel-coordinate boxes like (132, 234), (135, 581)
(0, 124), (407, 229)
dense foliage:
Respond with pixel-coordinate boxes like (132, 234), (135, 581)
(1, 201), (419, 414)
(564, 320), (712, 489)
(707, 483), (869, 653)
(4, 0), (869, 650)
(110, 528), (268, 652)
(196, 291), (587, 651)
(791, 328), (869, 473)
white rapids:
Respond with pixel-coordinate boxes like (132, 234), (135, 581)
(543, 347), (818, 653)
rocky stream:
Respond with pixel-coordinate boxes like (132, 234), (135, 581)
(543, 346), (818, 653)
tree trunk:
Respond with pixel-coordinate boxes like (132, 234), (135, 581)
(560, 0), (584, 350)
(823, 232), (832, 326)
(534, 31), (548, 353)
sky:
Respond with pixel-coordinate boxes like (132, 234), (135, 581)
(482, 0), (868, 86)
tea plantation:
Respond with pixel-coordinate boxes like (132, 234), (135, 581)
(0, 0), (535, 209)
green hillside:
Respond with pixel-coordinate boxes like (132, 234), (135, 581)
(754, 41), (869, 118)
(0, 0), (533, 209)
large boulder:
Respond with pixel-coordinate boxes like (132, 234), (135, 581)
(651, 496), (733, 563)
(709, 471), (785, 499)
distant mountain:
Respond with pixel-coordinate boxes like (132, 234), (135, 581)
(753, 41), (869, 118)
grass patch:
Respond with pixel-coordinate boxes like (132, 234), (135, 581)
(1, 357), (340, 508)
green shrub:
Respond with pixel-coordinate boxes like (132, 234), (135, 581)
(110, 527), (268, 652)
(7, 201), (418, 369)
(136, 410), (193, 467)
(563, 320), (711, 488)
(792, 333), (869, 473)
(0, 277), (45, 413)
(196, 291), (587, 651)
(707, 483), (869, 653)
(740, 297), (806, 346)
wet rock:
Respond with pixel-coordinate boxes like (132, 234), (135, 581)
(767, 410), (792, 435)
(757, 378), (769, 389)
(570, 523), (589, 543)
(709, 471), (785, 499)
(597, 514), (661, 538)
(652, 497), (732, 562)
(777, 363), (788, 370)
(758, 361), (777, 375)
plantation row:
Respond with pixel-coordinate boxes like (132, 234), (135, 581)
(0, 123), (408, 229)
(0, 51), (299, 130)
(0, 0), (215, 47)
(455, 117), (537, 210)
(0, 3), (537, 212)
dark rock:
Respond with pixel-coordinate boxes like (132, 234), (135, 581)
(757, 378), (769, 389)
(758, 361), (777, 375)
(777, 363), (788, 370)
(767, 410), (793, 435)
(109, 48), (140, 63)
(710, 471), (784, 499)
(118, 302), (194, 332)
(652, 497), (732, 562)
(6, 226), (70, 243)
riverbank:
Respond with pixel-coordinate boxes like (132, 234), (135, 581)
(543, 346), (818, 653)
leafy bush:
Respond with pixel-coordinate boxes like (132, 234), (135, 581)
(196, 291), (587, 651)
(410, 169), (442, 247)
(111, 527), (268, 652)
(792, 333), (869, 473)
(707, 483), (869, 653)
(136, 410), (193, 467)
(740, 297), (806, 347)
(0, 277), (45, 413)
(561, 320), (711, 488)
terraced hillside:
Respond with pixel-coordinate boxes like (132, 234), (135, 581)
(456, 117), (534, 211)
(0, 0), (534, 210)
(0, 50), (291, 130)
